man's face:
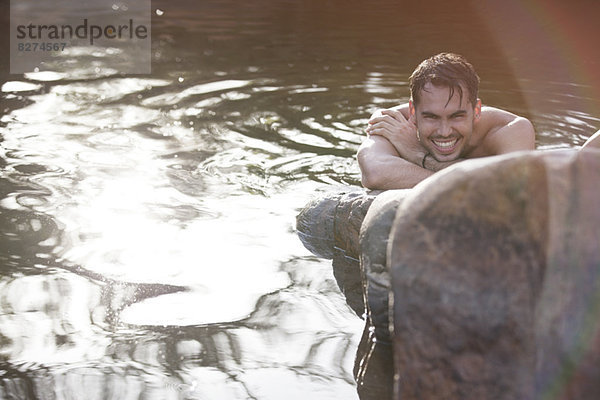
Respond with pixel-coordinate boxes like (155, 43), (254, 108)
(410, 83), (481, 162)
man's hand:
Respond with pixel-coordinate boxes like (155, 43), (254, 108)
(365, 108), (425, 165)
(357, 136), (434, 189)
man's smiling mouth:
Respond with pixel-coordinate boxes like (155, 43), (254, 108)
(432, 138), (459, 153)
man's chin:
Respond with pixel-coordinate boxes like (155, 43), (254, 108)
(429, 141), (464, 162)
(430, 151), (461, 163)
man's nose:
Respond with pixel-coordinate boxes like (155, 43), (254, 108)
(438, 120), (453, 137)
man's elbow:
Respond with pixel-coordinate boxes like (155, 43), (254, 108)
(360, 171), (381, 190)
(357, 149), (384, 190)
(358, 160), (382, 190)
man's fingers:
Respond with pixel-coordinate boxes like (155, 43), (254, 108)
(366, 108), (415, 138)
(366, 124), (380, 136)
(368, 108), (406, 125)
(366, 118), (390, 133)
(366, 123), (388, 138)
(367, 115), (389, 126)
(381, 108), (407, 122)
(367, 116), (402, 130)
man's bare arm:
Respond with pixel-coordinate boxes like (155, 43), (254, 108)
(357, 135), (434, 190)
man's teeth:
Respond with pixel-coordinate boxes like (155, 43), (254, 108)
(433, 139), (457, 148)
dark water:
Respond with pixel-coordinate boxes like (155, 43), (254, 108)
(1, 0), (599, 399)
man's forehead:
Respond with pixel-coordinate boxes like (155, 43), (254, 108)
(418, 82), (471, 108)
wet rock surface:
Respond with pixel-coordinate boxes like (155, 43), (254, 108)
(390, 149), (600, 399)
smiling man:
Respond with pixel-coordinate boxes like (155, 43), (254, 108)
(357, 53), (536, 190)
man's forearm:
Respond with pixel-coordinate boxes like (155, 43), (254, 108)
(359, 153), (435, 190)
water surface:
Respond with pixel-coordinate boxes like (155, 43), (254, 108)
(1, 0), (599, 398)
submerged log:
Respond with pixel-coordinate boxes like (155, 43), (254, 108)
(296, 188), (379, 315)
(296, 188), (378, 260)
(359, 189), (410, 343)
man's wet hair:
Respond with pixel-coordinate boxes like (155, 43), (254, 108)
(409, 53), (480, 108)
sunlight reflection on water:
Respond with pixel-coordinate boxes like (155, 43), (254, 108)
(1, 0), (599, 398)
(0, 48), (364, 397)
(2, 74), (333, 324)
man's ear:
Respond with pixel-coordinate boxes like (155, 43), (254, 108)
(409, 100), (416, 122)
(474, 99), (482, 120)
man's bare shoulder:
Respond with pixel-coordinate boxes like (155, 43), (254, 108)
(473, 106), (535, 156)
(477, 106), (520, 131)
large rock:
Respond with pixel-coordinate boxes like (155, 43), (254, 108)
(389, 149), (600, 400)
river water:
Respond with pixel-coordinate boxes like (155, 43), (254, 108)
(1, 0), (599, 399)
